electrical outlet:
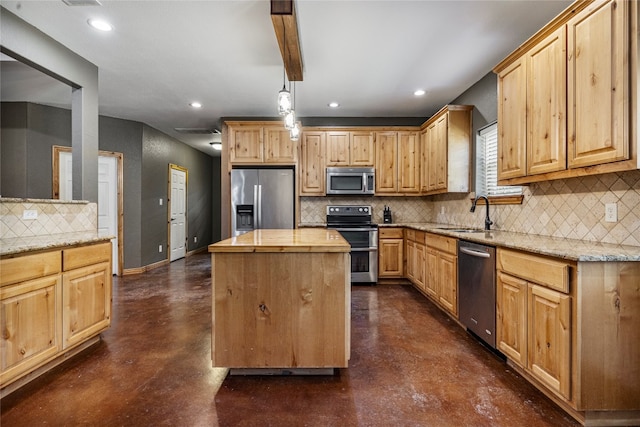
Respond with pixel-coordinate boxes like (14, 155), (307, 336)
(440, 206), (445, 215)
(159, 198), (163, 206)
(159, 244), (163, 253)
(194, 236), (197, 243)
(22, 209), (38, 220)
(605, 203), (618, 223)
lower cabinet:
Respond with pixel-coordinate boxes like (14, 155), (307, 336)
(496, 248), (575, 408)
(405, 230), (425, 291)
(416, 232), (458, 318)
(378, 228), (404, 278)
(0, 242), (112, 390)
(62, 262), (111, 349)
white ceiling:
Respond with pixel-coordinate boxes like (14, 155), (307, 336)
(0, 0), (572, 156)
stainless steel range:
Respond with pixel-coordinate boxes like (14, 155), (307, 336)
(326, 205), (378, 284)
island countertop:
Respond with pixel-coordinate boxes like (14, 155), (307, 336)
(208, 228), (350, 253)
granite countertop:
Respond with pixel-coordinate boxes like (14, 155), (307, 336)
(209, 229), (350, 253)
(0, 197), (90, 204)
(0, 232), (113, 257)
(379, 222), (640, 262)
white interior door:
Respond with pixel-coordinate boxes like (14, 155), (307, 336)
(98, 157), (118, 275)
(59, 151), (119, 275)
(170, 167), (187, 261)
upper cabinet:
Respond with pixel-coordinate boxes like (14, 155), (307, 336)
(494, 0), (637, 185)
(326, 131), (374, 166)
(419, 105), (472, 195)
(300, 131), (326, 196)
(567, 0), (629, 168)
(375, 131), (421, 195)
(227, 122), (298, 166)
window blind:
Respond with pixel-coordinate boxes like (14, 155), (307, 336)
(477, 123), (522, 197)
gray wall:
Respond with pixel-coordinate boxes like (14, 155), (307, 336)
(1, 8), (99, 201)
(141, 125), (213, 266)
(0, 102), (216, 269)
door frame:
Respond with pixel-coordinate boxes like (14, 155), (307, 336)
(167, 163), (188, 262)
(52, 145), (124, 276)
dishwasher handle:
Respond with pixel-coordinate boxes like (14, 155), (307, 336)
(459, 247), (491, 258)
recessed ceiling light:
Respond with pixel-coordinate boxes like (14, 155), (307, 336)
(210, 142), (222, 151)
(328, 102), (340, 108)
(414, 89), (426, 96)
(190, 102), (202, 108)
(87, 18), (112, 32)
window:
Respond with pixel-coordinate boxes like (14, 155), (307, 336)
(475, 122), (523, 201)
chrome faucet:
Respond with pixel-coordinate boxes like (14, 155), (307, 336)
(471, 195), (493, 230)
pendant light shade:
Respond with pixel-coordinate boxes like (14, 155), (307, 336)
(284, 109), (296, 130)
(290, 122), (300, 141)
(277, 85), (292, 116)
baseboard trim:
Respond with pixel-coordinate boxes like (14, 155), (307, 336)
(187, 246), (207, 257)
(123, 258), (170, 276)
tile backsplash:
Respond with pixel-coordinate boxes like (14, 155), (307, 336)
(301, 197), (433, 224)
(0, 199), (98, 239)
(302, 170), (640, 247)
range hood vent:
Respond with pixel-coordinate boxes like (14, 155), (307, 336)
(62, 0), (102, 6)
(174, 127), (220, 135)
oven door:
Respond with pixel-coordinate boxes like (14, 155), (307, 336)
(332, 227), (378, 283)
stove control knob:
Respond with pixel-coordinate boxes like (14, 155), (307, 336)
(329, 207), (334, 212)
(363, 207), (369, 212)
(358, 207), (363, 212)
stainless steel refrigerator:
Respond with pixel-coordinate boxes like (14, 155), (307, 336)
(231, 168), (295, 237)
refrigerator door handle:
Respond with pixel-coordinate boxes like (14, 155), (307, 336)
(253, 184), (259, 229)
(257, 184), (262, 228)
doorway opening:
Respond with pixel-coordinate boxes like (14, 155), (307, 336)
(168, 164), (187, 262)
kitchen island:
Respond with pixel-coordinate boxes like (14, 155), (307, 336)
(208, 228), (351, 372)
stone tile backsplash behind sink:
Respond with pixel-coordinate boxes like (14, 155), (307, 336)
(432, 170), (640, 247)
(0, 199), (98, 239)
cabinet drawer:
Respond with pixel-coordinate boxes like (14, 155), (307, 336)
(405, 229), (415, 241)
(0, 251), (62, 287)
(63, 242), (111, 272)
(426, 233), (457, 255)
(497, 248), (570, 293)
(379, 228), (403, 239)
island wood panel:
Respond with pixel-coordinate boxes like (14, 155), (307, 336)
(575, 261), (640, 411)
(211, 251), (350, 368)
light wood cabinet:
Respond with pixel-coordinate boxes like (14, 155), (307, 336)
(497, 27), (566, 180)
(228, 122), (297, 165)
(421, 232), (458, 317)
(378, 228), (404, 278)
(375, 131), (420, 195)
(567, 0), (629, 168)
(0, 274), (62, 387)
(494, 0), (637, 185)
(375, 132), (398, 194)
(398, 132), (420, 193)
(325, 131), (374, 166)
(497, 249), (572, 400)
(405, 230), (425, 291)
(0, 242), (112, 391)
(300, 131), (326, 195)
(419, 105), (472, 195)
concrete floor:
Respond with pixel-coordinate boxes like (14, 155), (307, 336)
(1, 253), (579, 426)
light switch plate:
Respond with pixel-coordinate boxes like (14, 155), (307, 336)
(22, 209), (38, 220)
(605, 203), (618, 222)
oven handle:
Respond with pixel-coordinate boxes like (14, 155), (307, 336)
(329, 227), (377, 232)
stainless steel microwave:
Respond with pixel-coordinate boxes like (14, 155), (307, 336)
(326, 167), (375, 195)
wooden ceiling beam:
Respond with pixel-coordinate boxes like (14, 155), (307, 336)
(271, 0), (303, 81)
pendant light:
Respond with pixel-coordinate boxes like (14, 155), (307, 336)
(289, 81), (300, 139)
(277, 24), (292, 116)
(285, 80), (296, 130)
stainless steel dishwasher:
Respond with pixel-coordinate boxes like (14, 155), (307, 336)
(458, 240), (496, 349)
